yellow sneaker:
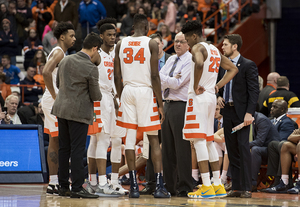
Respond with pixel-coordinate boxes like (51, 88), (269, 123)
(213, 183), (227, 198)
(188, 185), (215, 199)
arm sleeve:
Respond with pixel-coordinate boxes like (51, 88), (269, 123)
(245, 60), (259, 115)
(249, 118), (270, 148)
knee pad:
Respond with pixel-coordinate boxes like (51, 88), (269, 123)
(125, 129), (137, 150)
(207, 141), (219, 163)
(111, 137), (122, 163)
(193, 139), (209, 162)
(95, 132), (111, 159)
(87, 135), (97, 158)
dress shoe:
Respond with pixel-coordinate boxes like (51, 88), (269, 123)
(139, 184), (155, 195)
(240, 191), (252, 198)
(226, 190), (242, 197)
(71, 188), (99, 198)
(224, 181), (232, 191)
(153, 186), (171, 198)
(59, 187), (71, 196)
(177, 190), (189, 197)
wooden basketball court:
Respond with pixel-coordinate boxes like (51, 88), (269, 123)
(0, 184), (300, 207)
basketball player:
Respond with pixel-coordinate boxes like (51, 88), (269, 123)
(42, 22), (76, 194)
(86, 23), (127, 196)
(181, 20), (238, 198)
(114, 14), (170, 198)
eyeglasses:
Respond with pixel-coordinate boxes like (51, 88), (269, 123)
(174, 40), (187, 44)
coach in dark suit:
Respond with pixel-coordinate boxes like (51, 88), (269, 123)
(250, 112), (281, 191)
(52, 33), (102, 198)
(217, 34), (259, 198)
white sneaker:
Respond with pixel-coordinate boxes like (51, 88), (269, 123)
(112, 183), (128, 195)
(85, 181), (97, 194)
(95, 183), (120, 197)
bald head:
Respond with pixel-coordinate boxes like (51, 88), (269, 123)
(267, 72), (280, 87)
(270, 99), (288, 118)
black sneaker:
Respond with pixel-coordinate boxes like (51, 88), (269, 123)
(139, 184), (155, 195)
(71, 188), (99, 198)
(59, 187), (71, 196)
(153, 186), (171, 198)
(47, 184), (59, 195)
(120, 175), (130, 185)
(265, 179), (288, 193)
(287, 181), (300, 194)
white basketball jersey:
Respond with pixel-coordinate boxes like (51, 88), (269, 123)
(98, 50), (114, 93)
(119, 36), (152, 87)
(188, 42), (221, 94)
(43, 46), (65, 97)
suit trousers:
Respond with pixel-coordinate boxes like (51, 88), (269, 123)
(223, 105), (252, 191)
(57, 117), (88, 192)
(251, 146), (268, 186)
(161, 101), (193, 194)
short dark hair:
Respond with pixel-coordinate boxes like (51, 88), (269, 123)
(133, 14), (148, 27)
(0, 73), (5, 82)
(96, 17), (117, 31)
(181, 20), (202, 37)
(224, 34), (243, 51)
(2, 55), (10, 62)
(277, 76), (289, 87)
(149, 33), (162, 42)
(99, 23), (115, 34)
(53, 22), (74, 40)
(82, 32), (102, 50)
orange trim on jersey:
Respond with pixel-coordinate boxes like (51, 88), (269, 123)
(95, 110), (101, 115)
(44, 127), (59, 137)
(116, 120), (138, 130)
(184, 123), (199, 129)
(153, 98), (156, 103)
(187, 107), (193, 112)
(96, 118), (102, 123)
(94, 102), (100, 107)
(55, 122), (58, 127)
(153, 107), (158, 112)
(150, 115), (159, 122)
(186, 115), (196, 121)
(118, 111), (123, 117)
(138, 124), (161, 132)
(184, 133), (214, 141)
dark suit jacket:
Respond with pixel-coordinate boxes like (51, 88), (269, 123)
(273, 114), (295, 141)
(218, 55), (259, 121)
(250, 112), (280, 148)
(257, 84), (275, 111)
(52, 51), (102, 125)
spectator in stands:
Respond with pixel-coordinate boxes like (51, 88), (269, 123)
(42, 20), (57, 55)
(78, 0), (106, 40)
(257, 72), (280, 111)
(267, 129), (300, 194)
(205, 2), (221, 28)
(262, 99), (296, 192)
(32, 0), (54, 39)
(5, 94), (21, 124)
(15, 0), (33, 55)
(33, 62), (45, 88)
(147, 19), (158, 36)
(0, 72), (11, 101)
(19, 65), (43, 103)
(53, 0), (78, 29)
(137, 6), (146, 15)
(191, 1), (204, 21)
(0, 18), (19, 65)
(163, 0), (176, 32)
(222, 0), (239, 27)
(159, 24), (172, 42)
(17, 102), (39, 124)
(0, 3), (8, 23)
(175, 22), (183, 34)
(151, 1), (162, 22)
(196, 0), (212, 19)
(99, 0), (117, 19)
(23, 28), (43, 70)
(0, 104), (12, 124)
(120, 5), (135, 36)
(261, 76), (300, 117)
(2, 55), (24, 85)
(250, 111), (281, 192)
(31, 49), (46, 68)
(180, 5), (201, 25)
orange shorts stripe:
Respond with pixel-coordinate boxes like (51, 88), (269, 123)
(138, 124), (161, 132)
(153, 98), (156, 103)
(187, 107), (193, 112)
(118, 111), (123, 117)
(44, 127), (58, 137)
(184, 123), (199, 129)
(186, 115), (196, 121)
(150, 115), (159, 122)
(95, 110), (101, 115)
(153, 107), (158, 112)
(94, 102), (100, 107)
(184, 133), (214, 141)
(116, 120), (138, 130)
(96, 118), (102, 123)
(55, 122), (58, 127)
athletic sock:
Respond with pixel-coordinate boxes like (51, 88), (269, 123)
(89, 174), (97, 186)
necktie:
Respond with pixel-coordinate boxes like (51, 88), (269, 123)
(164, 57), (179, 98)
(158, 60), (161, 71)
(273, 118), (277, 125)
(224, 60), (234, 103)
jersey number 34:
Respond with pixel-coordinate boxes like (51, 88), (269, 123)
(123, 48), (145, 64)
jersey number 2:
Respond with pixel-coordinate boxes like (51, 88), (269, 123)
(208, 57), (220, 73)
(123, 48), (145, 64)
